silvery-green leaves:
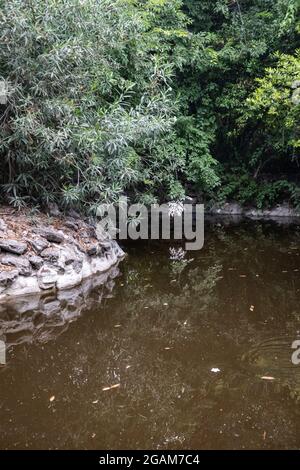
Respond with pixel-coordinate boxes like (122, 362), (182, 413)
(0, 0), (182, 209)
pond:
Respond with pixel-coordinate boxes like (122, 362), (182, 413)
(0, 219), (300, 450)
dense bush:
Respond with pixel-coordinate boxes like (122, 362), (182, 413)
(239, 51), (300, 176)
(0, 0), (187, 210)
(177, 0), (300, 204)
(0, 0), (299, 210)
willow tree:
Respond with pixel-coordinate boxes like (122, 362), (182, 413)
(0, 0), (187, 210)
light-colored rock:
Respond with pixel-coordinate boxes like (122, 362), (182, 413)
(86, 243), (98, 256)
(37, 266), (58, 290)
(37, 227), (65, 243)
(40, 246), (60, 261)
(0, 240), (124, 300)
(56, 269), (83, 290)
(29, 255), (44, 270)
(0, 210), (125, 302)
(209, 202), (300, 220)
(0, 253), (32, 276)
(0, 269), (19, 287)
(209, 202), (244, 216)
(244, 208), (263, 218)
(3, 275), (39, 298)
(0, 239), (27, 255)
(244, 204), (300, 219)
(0, 218), (7, 232)
(29, 238), (49, 254)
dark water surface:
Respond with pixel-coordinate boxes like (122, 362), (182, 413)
(1, 219), (300, 449)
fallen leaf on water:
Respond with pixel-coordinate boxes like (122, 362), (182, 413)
(261, 376), (275, 381)
(92, 400), (99, 404)
(49, 396), (55, 402)
(114, 324), (121, 328)
(102, 383), (121, 391)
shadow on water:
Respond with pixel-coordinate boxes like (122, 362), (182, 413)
(0, 219), (300, 449)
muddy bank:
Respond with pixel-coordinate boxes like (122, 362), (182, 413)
(0, 207), (124, 302)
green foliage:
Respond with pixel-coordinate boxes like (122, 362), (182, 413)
(0, 0), (188, 210)
(175, 115), (220, 190)
(215, 170), (300, 209)
(177, 0), (300, 205)
(0, 0), (300, 211)
(240, 51), (300, 163)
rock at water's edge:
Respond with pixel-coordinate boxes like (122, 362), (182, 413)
(208, 202), (300, 219)
(36, 227), (65, 244)
(0, 210), (125, 302)
(0, 239), (28, 255)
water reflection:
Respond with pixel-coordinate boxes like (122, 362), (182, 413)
(0, 220), (300, 449)
(0, 266), (121, 347)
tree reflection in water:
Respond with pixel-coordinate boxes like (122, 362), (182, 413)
(0, 220), (300, 449)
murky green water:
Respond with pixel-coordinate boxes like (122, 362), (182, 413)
(1, 219), (300, 449)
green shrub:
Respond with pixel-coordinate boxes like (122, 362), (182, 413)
(0, 0), (187, 210)
(215, 170), (300, 209)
